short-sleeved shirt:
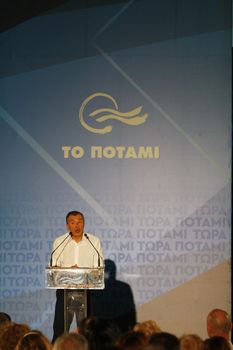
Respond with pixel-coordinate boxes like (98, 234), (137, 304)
(52, 232), (103, 268)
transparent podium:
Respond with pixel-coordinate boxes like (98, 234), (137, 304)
(45, 267), (104, 332)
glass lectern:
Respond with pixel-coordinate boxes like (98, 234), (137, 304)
(45, 267), (104, 331)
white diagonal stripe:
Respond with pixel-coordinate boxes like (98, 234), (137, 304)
(93, 0), (135, 39)
(93, 44), (230, 182)
(0, 105), (112, 224)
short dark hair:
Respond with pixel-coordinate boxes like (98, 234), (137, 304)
(66, 211), (85, 224)
(204, 336), (231, 350)
(0, 312), (11, 323)
(149, 332), (179, 350)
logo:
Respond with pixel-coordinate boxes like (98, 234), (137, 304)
(79, 92), (148, 134)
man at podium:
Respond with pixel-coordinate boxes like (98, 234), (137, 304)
(50, 210), (104, 343)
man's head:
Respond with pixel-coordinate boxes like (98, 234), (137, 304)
(207, 309), (232, 340)
(66, 211), (85, 242)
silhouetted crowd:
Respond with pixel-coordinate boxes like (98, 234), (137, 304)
(0, 308), (232, 350)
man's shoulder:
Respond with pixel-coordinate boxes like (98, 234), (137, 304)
(84, 233), (100, 242)
(54, 232), (69, 244)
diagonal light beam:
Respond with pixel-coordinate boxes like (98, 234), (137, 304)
(93, 0), (135, 40)
(0, 105), (113, 224)
(91, 0), (230, 182)
(92, 43), (230, 182)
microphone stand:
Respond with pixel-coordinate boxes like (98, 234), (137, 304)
(84, 233), (102, 267)
(50, 232), (71, 267)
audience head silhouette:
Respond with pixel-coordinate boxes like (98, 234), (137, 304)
(179, 334), (204, 350)
(133, 320), (161, 338)
(204, 336), (231, 350)
(15, 330), (52, 350)
(53, 332), (88, 350)
(0, 312), (12, 337)
(207, 309), (232, 340)
(0, 322), (31, 350)
(116, 330), (147, 350)
(78, 317), (120, 350)
(148, 331), (180, 350)
(0, 312), (11, 323)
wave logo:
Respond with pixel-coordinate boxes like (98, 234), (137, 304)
(79, 92), (148, 134)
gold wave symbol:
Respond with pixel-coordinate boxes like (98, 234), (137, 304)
(79, 92), (148, 134)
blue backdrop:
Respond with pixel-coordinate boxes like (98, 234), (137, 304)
(0, 0), (231, 339)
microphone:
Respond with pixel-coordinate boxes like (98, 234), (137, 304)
(84, 233), (102, 267)
(50, 232), (72, 267)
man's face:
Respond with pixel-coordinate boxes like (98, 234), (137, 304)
(66, 214), (84, 240)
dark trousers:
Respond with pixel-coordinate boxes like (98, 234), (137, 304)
(52, 289), (67, 343)
(52, 289), (90, 343)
